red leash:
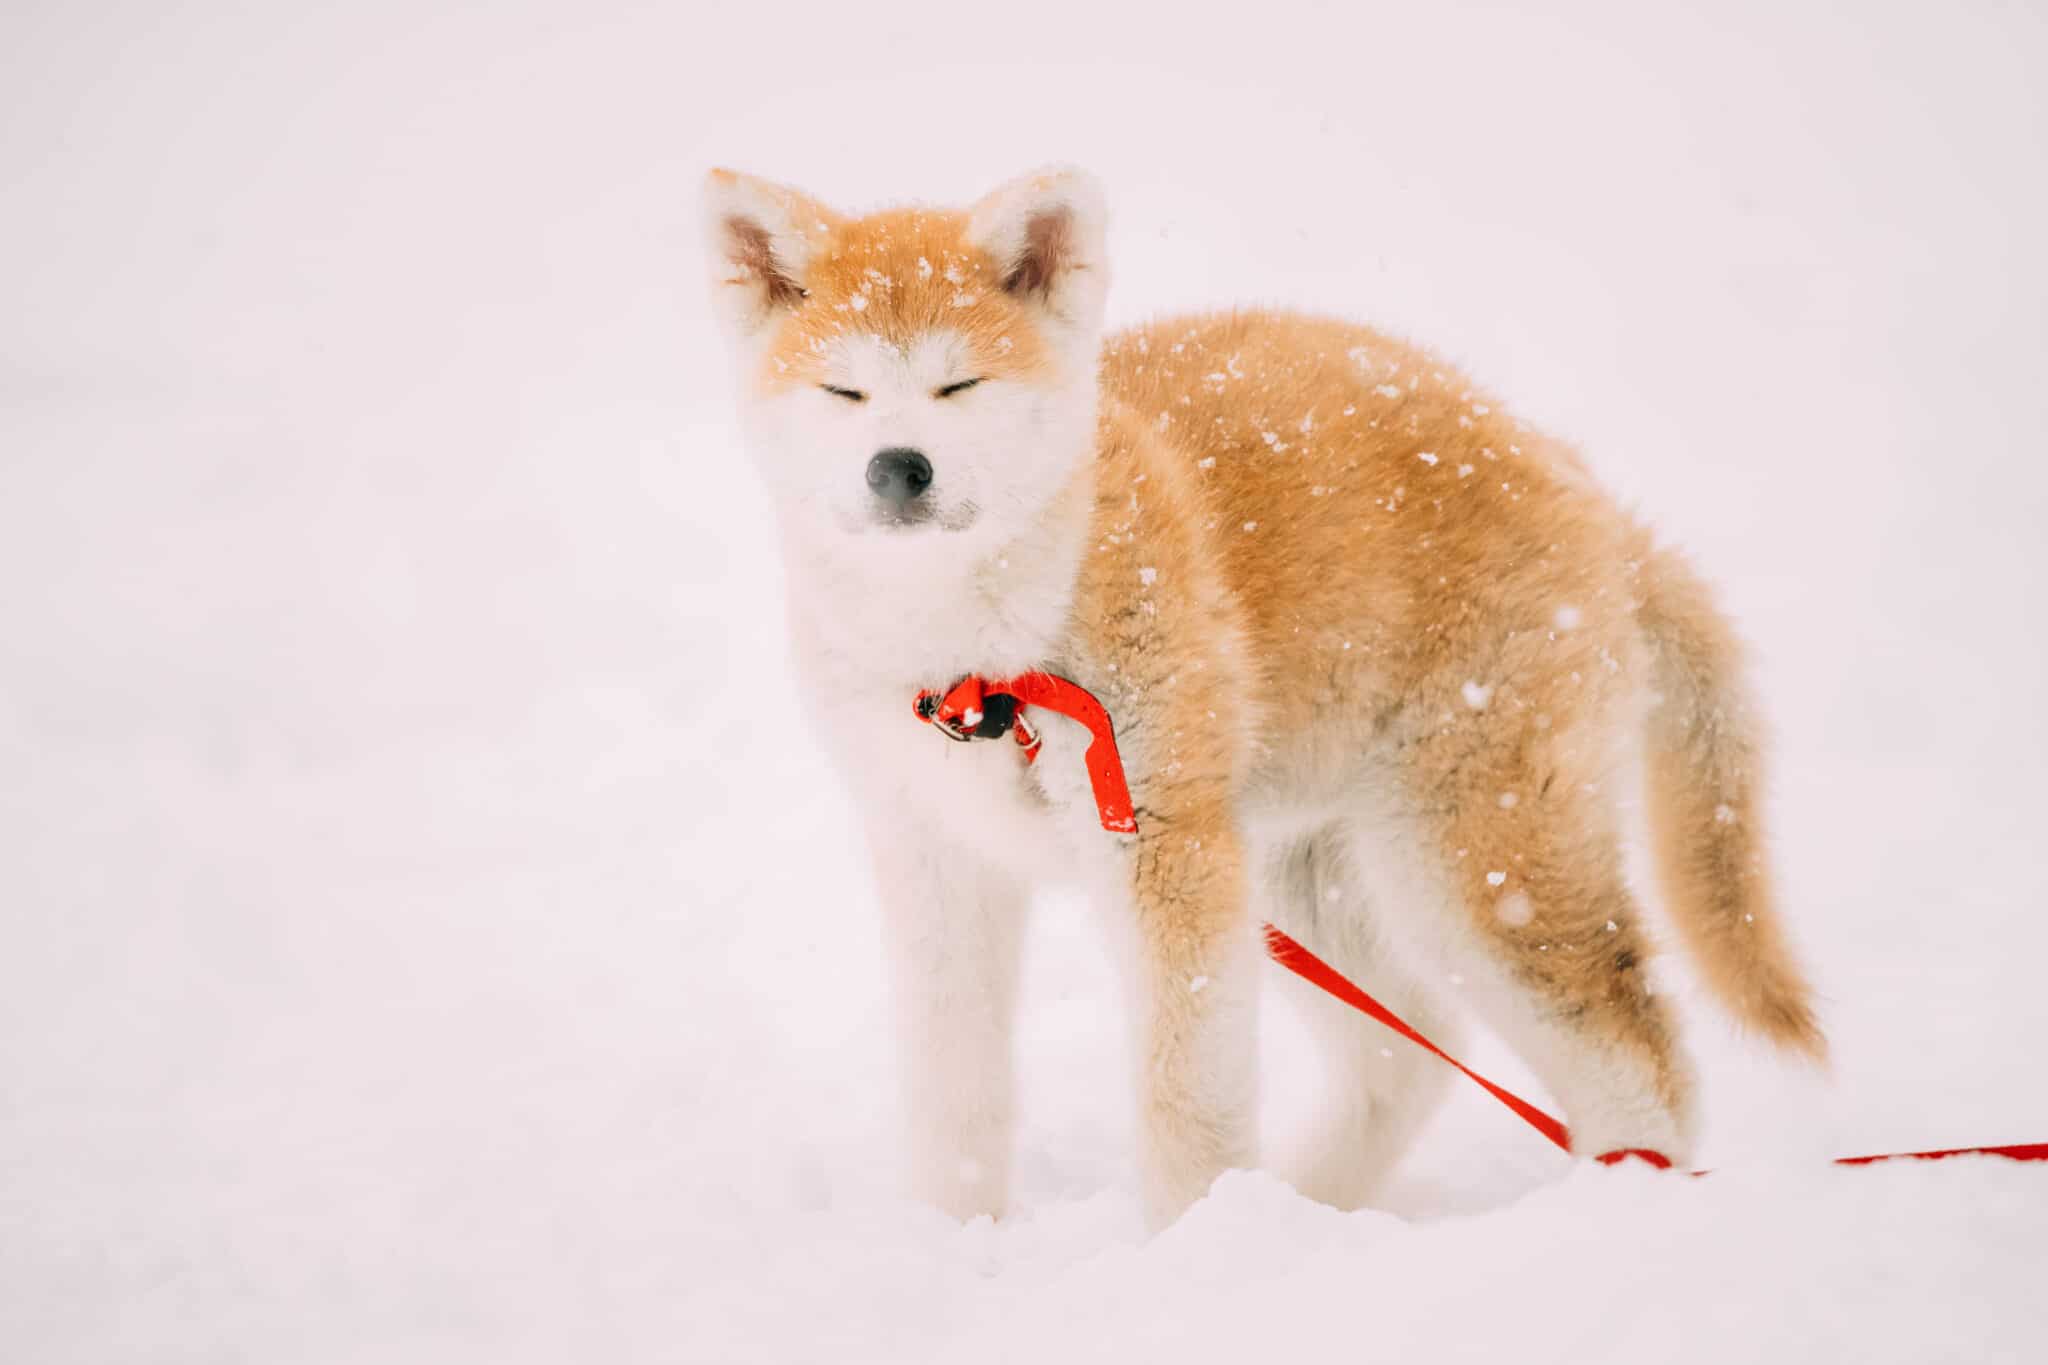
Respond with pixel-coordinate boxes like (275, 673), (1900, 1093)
(915, 673), (2048, 1173)
(1261, 924), (1573, 1153)
(1264, 926), (2048, 1172)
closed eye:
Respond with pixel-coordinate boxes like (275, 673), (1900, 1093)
(934, 378), (983, 399)
(821, 385), (866, 403)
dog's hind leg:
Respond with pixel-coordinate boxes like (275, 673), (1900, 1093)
(1352, 761), (1699, 1166)
(1261, 828), (1458, 1210)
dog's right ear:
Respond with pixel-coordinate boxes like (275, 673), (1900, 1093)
(703, 169), (838, 340)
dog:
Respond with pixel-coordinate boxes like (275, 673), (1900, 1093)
(702, 165), (1824, 1227)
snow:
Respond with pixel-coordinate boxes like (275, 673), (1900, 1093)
(5, 2), (2048, 1363)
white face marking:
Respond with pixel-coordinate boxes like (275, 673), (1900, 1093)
(736, 326), (1097, 561)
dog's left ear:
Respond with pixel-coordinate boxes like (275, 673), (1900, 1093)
(703, 168), (839, 341)
(967, 167), (1109, 335)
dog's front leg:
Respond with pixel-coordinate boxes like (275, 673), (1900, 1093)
(867, 825), (1026, 1221)
(1124, 804), (1259, 1227)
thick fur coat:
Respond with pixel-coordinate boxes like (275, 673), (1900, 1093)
(704, 166), (1822, 1227)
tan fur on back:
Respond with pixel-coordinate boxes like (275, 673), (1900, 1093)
(1085, 313), (1822, 1081)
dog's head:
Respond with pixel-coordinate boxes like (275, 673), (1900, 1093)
(703, 167), (1108, 559)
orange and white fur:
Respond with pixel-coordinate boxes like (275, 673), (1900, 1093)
(703, 165), (1823, 1227)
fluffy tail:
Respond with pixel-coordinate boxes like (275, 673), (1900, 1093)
(1635, 542), (1826, 1061)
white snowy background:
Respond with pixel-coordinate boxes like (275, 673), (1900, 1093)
(5, 1), (2046, 1360)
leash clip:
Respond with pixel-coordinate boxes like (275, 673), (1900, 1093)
(914, 677), (1020, 745)
(914, 692), (978, 743)
(912, 672), (1137, 834)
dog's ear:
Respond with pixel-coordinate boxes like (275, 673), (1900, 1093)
(703, 168), (838, 339)
(967, 166), (1109, 335)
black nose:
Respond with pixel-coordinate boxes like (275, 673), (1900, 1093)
(865, 447), (933, 505)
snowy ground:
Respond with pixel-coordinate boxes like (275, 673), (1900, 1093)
(5, 2), (2047, 1361)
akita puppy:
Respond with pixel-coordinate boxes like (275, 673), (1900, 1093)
(703, 165), (1823, 1226)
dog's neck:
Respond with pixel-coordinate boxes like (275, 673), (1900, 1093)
(780, 454), (1097, 702)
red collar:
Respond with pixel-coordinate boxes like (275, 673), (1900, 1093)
(912, 672), (1137, 834)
